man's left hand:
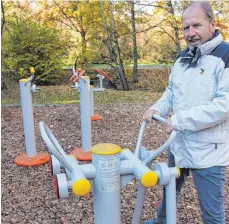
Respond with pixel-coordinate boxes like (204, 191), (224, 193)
(163, 118), (174, 133)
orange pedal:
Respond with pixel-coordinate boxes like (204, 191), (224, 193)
(91, 114), (102, 121)
(14, 152), (50, 167)
(70, 147), (92, 161)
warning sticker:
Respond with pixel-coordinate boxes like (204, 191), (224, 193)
(98, 156), (120, 192)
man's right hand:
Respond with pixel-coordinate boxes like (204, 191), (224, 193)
(142, 108), (161, 123)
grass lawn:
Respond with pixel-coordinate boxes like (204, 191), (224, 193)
(1, 85), (162, 105)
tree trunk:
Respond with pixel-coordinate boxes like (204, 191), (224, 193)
(100, 1), (129, 90)
(99, 1), (122, 88)
(108, 1), (129, 91)
(79, 13), (87, 65)
(1, 0), (5, 37)
(130, 1), (138, 84)
(167, 0), (181, 54)
(81, 29), (87, 64)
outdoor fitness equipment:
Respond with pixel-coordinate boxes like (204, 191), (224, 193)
(91, 69), (114, 118)
(70, 67), (85, 90)
(96, 73), (105, 90)
(14, 68), (50, 166)
(71, 75), (93, 161)
(39, 114), (180, 224)
(132, 117), (179, 224)
(70, 69), (108, 160)
(96, 69), (117, 89)
(71, 67), (102, 121)
(96, 69), (113, 84)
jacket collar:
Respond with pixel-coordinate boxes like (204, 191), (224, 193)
(199, 29), (223, 56)
(180, 30), (223, 67)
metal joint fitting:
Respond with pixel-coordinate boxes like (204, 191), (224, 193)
(154, 163), (171, 186)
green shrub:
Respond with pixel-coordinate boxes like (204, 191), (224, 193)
(2, 18), (69, 85)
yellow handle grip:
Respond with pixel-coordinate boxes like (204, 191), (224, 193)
(141, 171), (158, 188)
(72, 179), (91, 196)
(30, 67), (35, 73)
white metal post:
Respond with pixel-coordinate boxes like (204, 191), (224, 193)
(90, 86), (95, 117)
(92, 145), (121, 224)
(20, 79), (37, 157)
(15, 77), (49, 167)
(79, 76), (92, 151)
(166, 168), (178, 224)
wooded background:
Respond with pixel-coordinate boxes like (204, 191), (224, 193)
(1, 0), (229, 90)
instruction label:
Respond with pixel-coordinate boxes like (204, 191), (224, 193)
(98, 155), (120, 192)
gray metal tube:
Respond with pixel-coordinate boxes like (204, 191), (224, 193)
(143, 131), (176, 164)
(132, 115), (174, 224)
(20, 79), (36, 157)
(92, 152), (121, 224)
(99, 75), (103, 89)
(64, 156), (92, 182)
(90, 87), (94, 116)
(39, 121), (73, 172)
(132, 184), (146, 224)
(134, 121), (146, 157)
(120, 160), (133, 175)
(121, 150), (153, 182)
(72, 163), (96, 180)
(41, 122), (67, 158)
(166, 176), (176, 224)
(135, 115), (166, 158)
(79, 77), (91, 151)
(152, 114), (167, 123)
(93, 88), (104, 92)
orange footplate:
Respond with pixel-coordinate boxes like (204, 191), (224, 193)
(91, 114), (102, 121)
(14, 152), (50, 166)
(70, 147), (92, 161)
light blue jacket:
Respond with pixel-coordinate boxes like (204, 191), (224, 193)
(152, 32), (229, 168)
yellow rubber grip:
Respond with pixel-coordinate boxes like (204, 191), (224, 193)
(176, 167), (181, 177)
(19, 79), (29, 82)
(30, 67), (35, 73)
(141, 171), (158, 188)
(72, 179), (91, 196)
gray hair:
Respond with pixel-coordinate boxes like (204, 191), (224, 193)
(183, 1), (215, 22)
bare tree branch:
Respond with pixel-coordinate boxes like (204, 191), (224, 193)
(116, 18), (167, 38)
(1, 0), (5, 36)
(53, 1), (80, 33)
(157, 26), (177, 46)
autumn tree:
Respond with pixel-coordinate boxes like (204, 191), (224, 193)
(35, 1), (105, 67)
(130, 0), (139, 83)
(1, 0), (5, 36)
(100, 1), (130, 90)
(2, 16), (69, 84)
(212, 1), (229, 41)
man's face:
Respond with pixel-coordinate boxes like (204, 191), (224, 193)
(182, 5), (215, 48)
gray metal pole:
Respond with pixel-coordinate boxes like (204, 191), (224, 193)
(134, 120), (146, 157)
(20, 79), (36, 157)
(132, 184), (146, 224)
(92, 144), (122, 224)
(79, 76), (92, 151)
(99, 75), (103, 89)
(90, 87), (95, 116)
(166, 175), (176, 224)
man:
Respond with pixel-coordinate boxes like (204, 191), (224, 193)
(143, 1), (229, 224)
